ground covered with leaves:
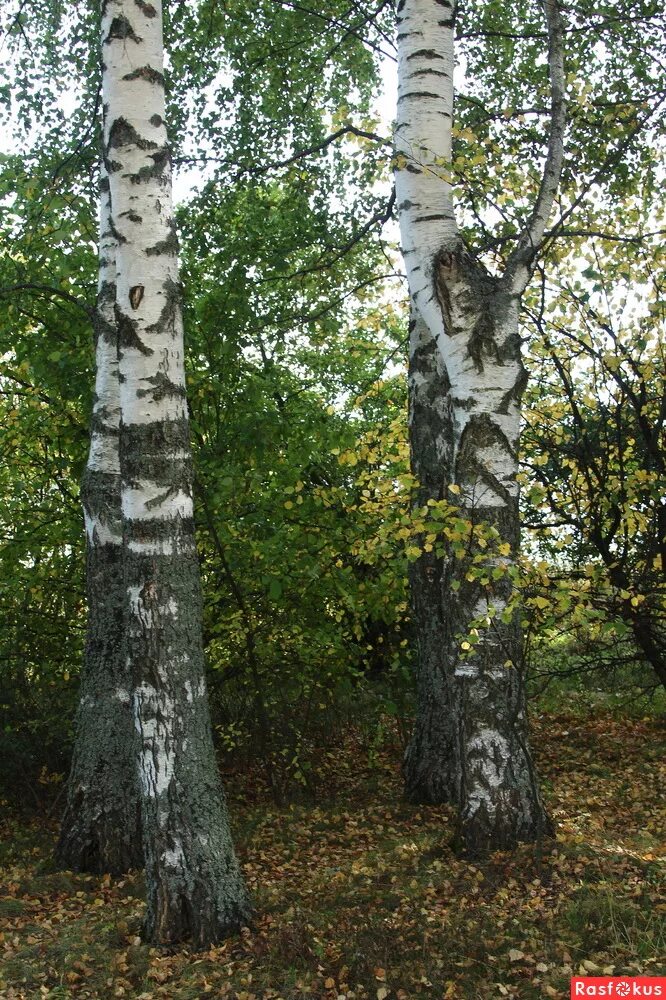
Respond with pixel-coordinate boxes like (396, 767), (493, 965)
(1, 707), (664, 999)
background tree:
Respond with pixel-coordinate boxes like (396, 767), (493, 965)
(521, 236), (665, 692)
(394, 0), (564, 851)
(393, 0), (665, 850)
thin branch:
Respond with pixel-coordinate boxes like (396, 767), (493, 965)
(503, 0), (566, 293)
(264, 0), (396, 61)
(254, 186), (396, 284)
(0, 283), (95, 318)
(175, 125), (391, 179)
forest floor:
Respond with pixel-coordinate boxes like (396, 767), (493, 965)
(1, 705), (664, 999)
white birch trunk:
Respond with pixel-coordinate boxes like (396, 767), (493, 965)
(102, 0), (250, 944)
(395, 0), (557, 851)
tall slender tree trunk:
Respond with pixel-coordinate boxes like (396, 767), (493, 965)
(102, 0), (250, 945)
(396, 0), (564, 852)
(56, 161), (142, 874)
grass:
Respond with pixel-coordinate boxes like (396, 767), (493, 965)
(0, 705), (664, 999)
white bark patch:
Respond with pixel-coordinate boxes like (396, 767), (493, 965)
(465, 728), (511, 818)
(127, 537), (196, 556)
(133, 682), (177, 798)
(84, 511), (122, 547)
(87, 432), (121, 475)
(162, 840), (185, 869)
(455, 663), (479, 678)
(122, 480), (193, 522)
(183, 675), (204, 703)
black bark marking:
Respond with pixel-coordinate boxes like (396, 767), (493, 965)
(109, 117), (159, 151)
(137, 371), (187, 402)
(398, 90), (443, 102)
(150, 114), (164, 127)
(116, 307), (154, 356)
(415, 213), (455, 224)
(142, 480), (191, 512)
(106, 15), (142, 44)
(135, 0), (157, 15)
(123, 65), (165, 86)
(145, 278), (182, 337)
(497, 367), (528, 414)
(467, 313), (502, 373)
(90, 412), (121, 438)
(130, 147), (170, 184)
(123, 418), (190, 462)
(146, 223), (179, 257)
(404, 316), (457, 805)
(109, 220), (128, 245)
(452, 396), (476, 411)
(409, 69), (450, 79)
(407, 49), (445, 61)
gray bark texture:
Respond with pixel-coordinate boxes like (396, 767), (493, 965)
(55, 476), (142, 873)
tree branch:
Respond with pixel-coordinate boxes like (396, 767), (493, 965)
(0, 283), (95, 318)
(503, 0), (566, 293)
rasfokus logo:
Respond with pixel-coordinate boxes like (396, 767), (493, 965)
(571, 979), (666, 998)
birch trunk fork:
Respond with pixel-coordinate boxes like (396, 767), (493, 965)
(395, 0), (565, 852)
(102, 0), (250, 944)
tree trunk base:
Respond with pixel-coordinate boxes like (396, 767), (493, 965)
(55, 799), (142, 875)
(403, 733), (456, 805)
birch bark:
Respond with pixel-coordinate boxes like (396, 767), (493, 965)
(102, 0), (250, 944)
(395, 0), (564, 851)
(56, 162), (142, 874)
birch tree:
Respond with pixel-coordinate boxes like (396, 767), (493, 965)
(395, 0), (565, 852)
(99, 0), (250, 945)
(55, 162), (142, 874)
